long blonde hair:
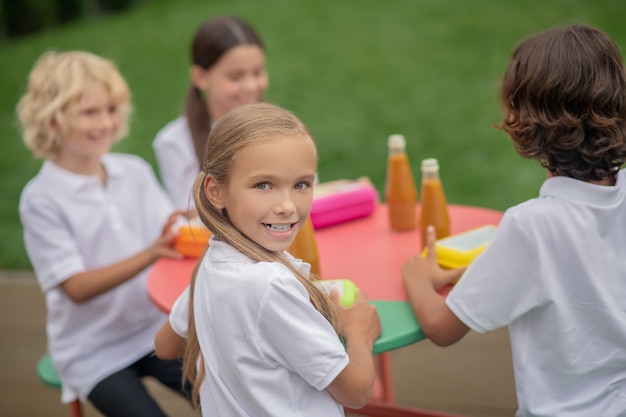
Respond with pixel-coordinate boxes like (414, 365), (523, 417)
(182, 103), (338, 407)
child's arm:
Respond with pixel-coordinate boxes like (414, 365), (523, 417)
(155, 321), (186, 359)
(326, 290), (381, 409)
(61, 211), (184, 302)
(402, 226), (470, 346)
(155, 285), (190, 359)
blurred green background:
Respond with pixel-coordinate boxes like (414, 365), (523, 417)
(2, 0), (626, 269)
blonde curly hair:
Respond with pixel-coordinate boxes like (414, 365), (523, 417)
(16, 51), (132, 160)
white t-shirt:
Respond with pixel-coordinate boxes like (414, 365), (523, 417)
(19, 154), (175, 403)
(447, 171), (626, 416)
(170, 238), (348, 416)
(153, 117), (198, 211)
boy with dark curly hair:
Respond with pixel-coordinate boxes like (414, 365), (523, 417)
(402, 24), (626, 416)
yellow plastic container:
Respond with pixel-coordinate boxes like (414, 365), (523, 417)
(423, 224), (497, 270)
(175, 223), (212, 258)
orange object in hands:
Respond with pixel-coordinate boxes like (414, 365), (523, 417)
(175, 222), (212, 258)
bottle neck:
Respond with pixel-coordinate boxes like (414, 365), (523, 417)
(422, 169), (440, 181)
(388, 146), (405, 156)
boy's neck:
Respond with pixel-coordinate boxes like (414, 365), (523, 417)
(54, 155), (107, 184)
(546, 170), (616, 186)
(590, 177), (617, 186)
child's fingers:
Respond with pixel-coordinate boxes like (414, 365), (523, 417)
(165, 210), (187, 232)
(354, 289), (367, 303)
(160, 231), (177, 245)
(442, 267), (465, 284)
(161, 248), (184, 260)
(186, 208), (199, 219)
(328, 289), (341, 307)
(425, 225), (438, 260)
(162, 213), (180, 235)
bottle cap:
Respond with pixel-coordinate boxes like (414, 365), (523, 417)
(387, 134), (406, 149)
(421, 158), (439, 172)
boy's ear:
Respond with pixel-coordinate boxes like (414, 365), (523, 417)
(190, 65), (208, 91)
(204, 175), (225, 209)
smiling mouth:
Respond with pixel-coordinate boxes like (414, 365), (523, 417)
(263, 223), (294, 232)
(90, 134), (112, 142)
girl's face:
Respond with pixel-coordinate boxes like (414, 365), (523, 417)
(208, 135), (317, 252)
(194, 44), (268, 122)
(55, 81), (121, 169)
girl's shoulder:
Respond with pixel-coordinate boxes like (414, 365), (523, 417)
(206, 242), (297, 285)
(153, 117), (190, 146)
(255, 260), (295, 280)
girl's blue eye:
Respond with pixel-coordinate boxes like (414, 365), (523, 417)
(256, 183), (270, 190)
(295, 182), (310, 190)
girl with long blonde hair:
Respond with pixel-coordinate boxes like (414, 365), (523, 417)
(157, 102), (381, 416)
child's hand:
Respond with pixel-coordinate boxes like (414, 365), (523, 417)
(161, 210), (187, 239)
(331, 290), (381, 346)
(148, 211), (186, 262)
(186, 208), (199, 220)
(403, 226), (465, 290)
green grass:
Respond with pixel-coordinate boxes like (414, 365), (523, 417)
(2, 0), (626, 269)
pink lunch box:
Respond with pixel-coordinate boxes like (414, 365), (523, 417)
(310, 178), (379, 229)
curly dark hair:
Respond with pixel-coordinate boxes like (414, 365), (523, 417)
(498, 24), (626, 181)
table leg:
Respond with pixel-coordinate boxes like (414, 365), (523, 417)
(371, 353), (394, 403)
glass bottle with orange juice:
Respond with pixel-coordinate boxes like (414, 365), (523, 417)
(384, 134), (417, 231)
(288, 216), (321, 277)
(419, 158), (450, 248)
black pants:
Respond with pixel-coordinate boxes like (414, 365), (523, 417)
(88, 352), (191, 417)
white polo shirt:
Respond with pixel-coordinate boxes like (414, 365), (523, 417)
(447, 171), (626, 416)
(170, 238), (348, 416)
(153, 117), (198, 211)
(19, 154), (175, 403)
